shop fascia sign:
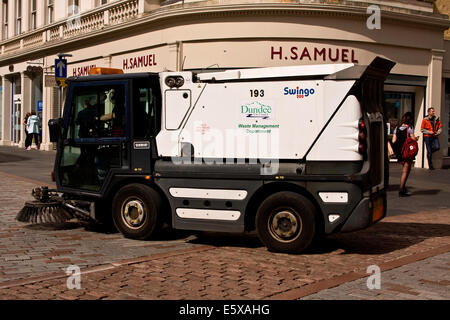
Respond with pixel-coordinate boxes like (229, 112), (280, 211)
(270, 45), (359, 63)
(71, 64), (97, 77)
(69, 52), (158, 75)
(122, 53), (157, 70)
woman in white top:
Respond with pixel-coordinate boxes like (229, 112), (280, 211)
(26, 111), (41, 150)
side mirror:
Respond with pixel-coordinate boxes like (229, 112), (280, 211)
(48, 118), (64, 143)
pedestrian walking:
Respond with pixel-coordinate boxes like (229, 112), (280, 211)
(23, 112), (31, 150)
(421, 107), (442, 170)
(26, 111), (41, 150)
(392, 112), (418, 197)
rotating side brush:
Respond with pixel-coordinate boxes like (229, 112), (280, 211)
(16, 187), (74, 223)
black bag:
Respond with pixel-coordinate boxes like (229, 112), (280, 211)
(393, 126), (408, 159)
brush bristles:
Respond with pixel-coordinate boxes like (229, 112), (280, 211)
(16, 202), (74, 224)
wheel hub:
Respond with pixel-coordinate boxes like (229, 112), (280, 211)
(122, 199), (145, 229)
(269, 210), (301, 242)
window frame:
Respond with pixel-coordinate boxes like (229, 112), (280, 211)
(57, 79), (131, 194)
(46, 0), (54, 24)
(15, 0), (21, 35)
(29, 0), (36, 30)
(68, 0), (80, 17)
(96, 0), (108, 6)
(132, 78), (162, 140)
(64, 80), (130, 144)
(2, 0), (8, 39)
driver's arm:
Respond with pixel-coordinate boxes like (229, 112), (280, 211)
(100, 112), (114, 121)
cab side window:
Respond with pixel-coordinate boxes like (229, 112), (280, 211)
(133, 80), (160, 139)
(68, 84), (126, 139)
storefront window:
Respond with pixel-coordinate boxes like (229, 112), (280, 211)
(384, 92), (414, 136)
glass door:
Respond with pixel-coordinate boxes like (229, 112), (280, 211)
(130, 78), (161, 174)
(58, 81), (128, 192)
(384, 92), (415, 136)
(13, 94), (21, 144)
(383, 91), (415, 161)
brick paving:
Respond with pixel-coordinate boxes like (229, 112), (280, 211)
(0, 152), (448, 300)
(0, 200), (448, 299)
(301, 252), (450, 300)
(0, 171), (202, 286)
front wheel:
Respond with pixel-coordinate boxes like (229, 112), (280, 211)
(112, 183), (163, 240)
(256, 192), (316, 253)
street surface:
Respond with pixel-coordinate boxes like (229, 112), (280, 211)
(0, 145), (448, 301)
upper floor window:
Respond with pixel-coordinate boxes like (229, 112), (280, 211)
(30, 0), (36, 30)
(68, 0), (80, 16)
(15, 0), (22, 35)
(46, 0), (54, 24)
(2, 0), (8, 39)
(96, 0), (108, 6)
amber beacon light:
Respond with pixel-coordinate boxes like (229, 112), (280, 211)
(88, 67), (124, 75)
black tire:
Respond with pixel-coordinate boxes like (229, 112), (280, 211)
(112, 183), (163, 240)
(256, 191), (316, 253)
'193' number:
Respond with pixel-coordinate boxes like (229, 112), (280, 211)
(250, 89), (264, 97)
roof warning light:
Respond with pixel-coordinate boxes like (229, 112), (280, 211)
(88, 67), (124, 75)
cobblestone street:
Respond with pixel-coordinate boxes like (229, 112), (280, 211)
(301, 252), (450, 300)
(0, 147), (449, 300)
(0, 171), (202, 287)
(0, 170), (449, 300)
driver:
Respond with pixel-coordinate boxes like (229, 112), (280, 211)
(76, 100), (97, 138)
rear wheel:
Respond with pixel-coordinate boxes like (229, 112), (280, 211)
(112, 183), (163, 240)
(256, 192), (316, 253)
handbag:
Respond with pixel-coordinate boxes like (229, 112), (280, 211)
(401, 137), (419, 160)
(400, 125), (418, 160)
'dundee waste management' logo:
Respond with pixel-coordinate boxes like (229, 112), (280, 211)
(241, 102), (272, 119)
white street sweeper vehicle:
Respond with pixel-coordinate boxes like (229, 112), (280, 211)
(18, 57), (395, 253)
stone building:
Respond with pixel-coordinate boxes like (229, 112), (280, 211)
(0, 0), (449, 168)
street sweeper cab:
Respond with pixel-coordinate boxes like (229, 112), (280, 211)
(18, 57), (395, 253)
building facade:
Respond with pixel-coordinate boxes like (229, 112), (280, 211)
(0, 0), (449, 168)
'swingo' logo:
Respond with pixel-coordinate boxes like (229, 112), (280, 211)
(283, 87), (315, 99)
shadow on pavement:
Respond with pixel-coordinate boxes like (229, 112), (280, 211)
(388, 184), (402, 192)
(84, 222), (198, 241)
(410, 189), (442, 196)
(190, 231), (264, 249)
(312, 222), (450, 255)
(19, 220), (450, 255)
(0, 152), (30, 163)
(388, 184), (441, 196)
(185, 222), (450, 255)
(21, 219), (198, 242)
(153, 227), (197, 241)
(24, 221), (85, 230)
